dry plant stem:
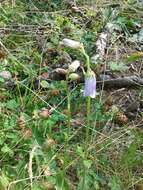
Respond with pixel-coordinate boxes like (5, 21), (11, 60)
(28, 145), (39, 190)
(62, 76), (71, 186)
(12, 0), (15, 7)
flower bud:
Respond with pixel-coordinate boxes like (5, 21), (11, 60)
(61, 38), (83, 49)
(68, 73), (80, 81)
(68, 60), (80, 72)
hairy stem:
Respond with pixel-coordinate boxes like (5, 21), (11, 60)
(66, 73), (71, 134)
(86, 96), (91, 144)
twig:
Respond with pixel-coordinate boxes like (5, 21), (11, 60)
(49, 69), (143, 88)
(28, 145), (40, 190)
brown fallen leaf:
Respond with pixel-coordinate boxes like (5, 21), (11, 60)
(49, 89), (60, 96)
(62, 109), (69, 116)
(17, 115), (32, 139)
(40, 181), (55, 190)
(43, 137), (56, 148)
(22, 128), (32, 139)
(17, 115), (26, 129)
(39, 108), (50, 118)
(134, 184), (143, 190)
(40, 72), (49, 79)
(105, 95), (114, 106)
(0, 50), (6, 59)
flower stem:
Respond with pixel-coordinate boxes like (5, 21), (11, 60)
(67, 86), (71, 130)
(80, 48), (92, 150)
(81, 48), (90, 71)
(66, 74), (71, 133)
(80, 46), (92, 190)
(86, 96), (91, 147)
(81, 97), (91, 190)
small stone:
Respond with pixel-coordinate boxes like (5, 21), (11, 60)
(0, 71), (12, 80)
(126, 101), (140, 112)
(5, 80), (15, 90)
(99, 74), (112, 80)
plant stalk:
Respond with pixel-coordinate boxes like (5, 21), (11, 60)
(66, 73), (71, 134)
(86, 96), (91, 145)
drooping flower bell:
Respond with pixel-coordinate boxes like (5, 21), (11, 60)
(83, 70), (96, 98)
(61, 38), (83, 50)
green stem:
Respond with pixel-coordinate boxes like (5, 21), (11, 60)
(81, 48), (90, 71)
(82, 93), (91, 190)
(81, 48), (91, 144)
(86, 96), (91, 147)
(66, 74), (71, 133)
(80, 47), (92, 190)
(67, 86), (71, 130)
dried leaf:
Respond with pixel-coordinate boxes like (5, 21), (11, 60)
(115, 112), (128, 124)
(17, 115), (26, 129)
(39, 108), (50, 118)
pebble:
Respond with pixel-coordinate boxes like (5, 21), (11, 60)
(0, 71), (12, 80)
(99, 74), (112, 80)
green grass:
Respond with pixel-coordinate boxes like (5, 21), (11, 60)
(0, 0), (143, 189)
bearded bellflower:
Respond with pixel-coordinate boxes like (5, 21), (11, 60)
(83, 70), (96, 98)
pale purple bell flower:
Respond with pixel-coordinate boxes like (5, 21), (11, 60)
(83, 70), (96, 98)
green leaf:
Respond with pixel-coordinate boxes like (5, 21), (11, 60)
(1, 144), (14, 156)
(0, 77), (5, 82)
(121, 143), (138, 168)
(127, 52), (143, 62)
(40, 80), (50, 88)
(108, 176), (121, 190)
(76, 146), (85, 158)
(0, 135), (5, 145)
(108, 62), (129, 71)
(55, 172), (69, 190)
(0, 173), (9, 189)
(6, 99), (19, 110)
(83, 160), (92, 169)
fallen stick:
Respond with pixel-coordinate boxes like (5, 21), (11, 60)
(97, 75), (143, 88)
(4, 70), (143, 90)
(49, 69), (143, 89)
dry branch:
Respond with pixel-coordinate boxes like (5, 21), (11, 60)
(49, 69), (143, 89)
(97, 75), (143, 88)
